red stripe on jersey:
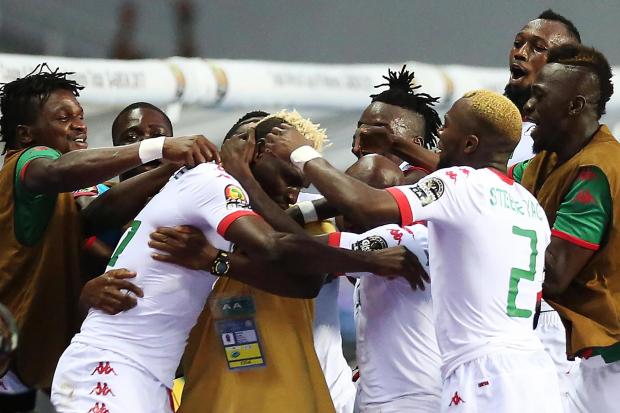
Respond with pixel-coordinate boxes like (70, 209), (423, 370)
(217, 210), (258, 237)
(551, 229), (600, 251)
(507, 164), (516, 180)
(327, 232), (345, 275)
(328, 232), (342, 247)
(487, 168), (514, 185)
(386, 187), (414, 226)
(403, 165), (431, 175)
(19, 159), (34, 183)
(579, 348), (594, 359)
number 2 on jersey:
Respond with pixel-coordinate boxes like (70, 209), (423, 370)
(506, 226), (538, 318)
(108, 220), (142, 267)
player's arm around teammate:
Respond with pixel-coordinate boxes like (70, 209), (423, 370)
(147, 220), (420, 298)
(79, 268), (144, 315)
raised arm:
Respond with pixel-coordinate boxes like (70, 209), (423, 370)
(359, 125), (439, 172)
(173, 163), (418, 283)
(81, 163), (178, 234)
(219, 132), (306, 235)
(265, 124), (401, 229)
(22, 135), (219, 194)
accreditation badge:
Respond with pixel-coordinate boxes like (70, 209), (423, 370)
(212, 296), (266, 370)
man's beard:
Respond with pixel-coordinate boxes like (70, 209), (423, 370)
(504, 84), (530, 114)
(531, 131), (560, 154)
(531, 137), (546, 154)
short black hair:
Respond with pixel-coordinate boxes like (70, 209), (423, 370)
(370, 65), (441, 149)
(538, 9), (581, 43)
(547, 44), (613, 117)
(223, 110), (270, 141)
(0, 63), (83, 154)
(111, 102), (173, 145)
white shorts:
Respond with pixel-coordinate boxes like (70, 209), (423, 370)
(535, 307), (580, 408)
(566, 356), (620, 413)
(441, 350), (562, 413)
(51, 342), (173, 413)
(358, 394), (439, 413)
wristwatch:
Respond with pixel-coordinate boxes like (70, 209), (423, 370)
(211, 250), (231, 276)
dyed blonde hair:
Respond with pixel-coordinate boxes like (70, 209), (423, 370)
(257, 109), (329, 153)
(462, 89), (522, 142)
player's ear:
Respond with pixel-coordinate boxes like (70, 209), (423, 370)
(16, 124), (34, 147)
(463, 134), (479, 154)
(255, 138), (266, 160)
(569, 96), (586, 116)
(413, 136), (424, 147)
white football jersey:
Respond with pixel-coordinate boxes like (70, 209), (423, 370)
(386, 166), (550, 379)
(507, 121), (536, 167)
(336, 224), (442, 409)
(73, 163), (257, 386)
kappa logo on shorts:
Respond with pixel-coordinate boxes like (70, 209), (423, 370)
(87, 402), (110, 413)
(352, 235), (388, 252)
(449, 391), (465, 406)
(410, 177), (445, 206)
(91, 362), (118, 376)
(90, 382), (115, 396)
(224, 184), (250, 209)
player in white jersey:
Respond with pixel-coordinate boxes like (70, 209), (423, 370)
(333, 223), (441, 413)
(51, 160), (414, 413)
(507, 121), (535, 166)
(264, 89), (562, 412)
(333, 154), (440, 413)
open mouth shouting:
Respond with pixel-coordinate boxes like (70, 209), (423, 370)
(509, 63), (530, 85)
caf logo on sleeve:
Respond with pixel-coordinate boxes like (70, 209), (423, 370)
(410, 177), (445, 206)
(352, 235), (389, 252)
(224, 185), (250, 209)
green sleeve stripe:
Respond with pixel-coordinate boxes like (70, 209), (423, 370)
(12, 146), (62, 246)
(552, 167), (611, 245)
(509, 160), (528, 184)
(15, 146), (61, 187)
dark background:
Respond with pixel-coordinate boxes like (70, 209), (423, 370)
(1, 0), (618, 66)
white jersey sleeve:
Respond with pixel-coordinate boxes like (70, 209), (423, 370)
(507, 122), (535, 167)
(386, 166), (473, 227)
(174, 164), (258, 237)
(330, 224), (430, 279)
